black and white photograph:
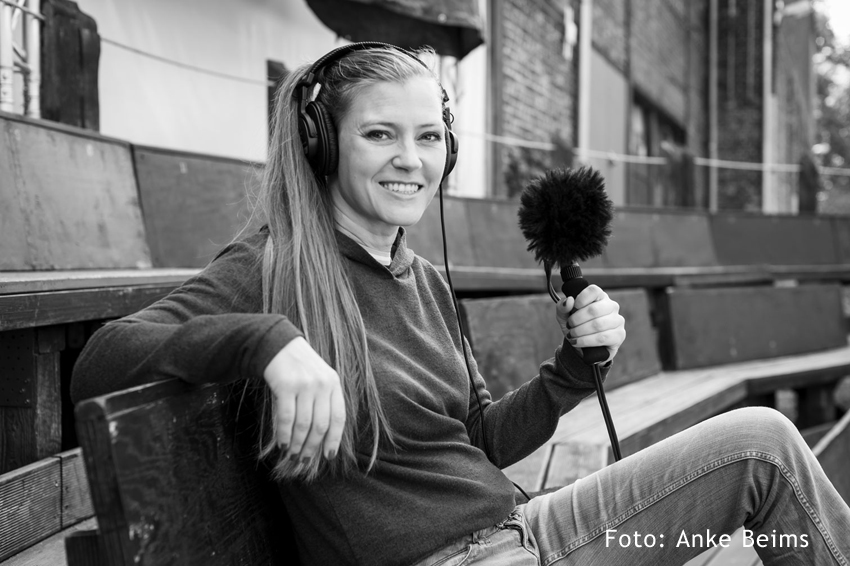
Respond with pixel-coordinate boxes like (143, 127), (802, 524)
(1, 0), (849, 564)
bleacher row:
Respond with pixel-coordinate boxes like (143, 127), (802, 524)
(1, 108), (849, 565)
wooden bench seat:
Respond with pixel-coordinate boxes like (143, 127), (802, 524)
(0, 449), (93, 563)
(0, 270), (197, 332)
(503, 342), (850, 490)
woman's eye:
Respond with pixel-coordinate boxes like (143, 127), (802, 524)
(421, 132), (443, 142)
(366, 130), (390, 141)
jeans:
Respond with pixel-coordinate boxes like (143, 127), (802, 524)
(412, 407), (850, 565)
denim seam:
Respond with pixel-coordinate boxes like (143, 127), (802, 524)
(432, 545), (473, 566)
(541, 450), (848, 566)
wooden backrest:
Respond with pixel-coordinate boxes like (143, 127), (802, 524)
(133, 146), (261, 268)
(710, 213), (839, 266)
(831, 216), (850, 265)
(405, 193), (477, 266)
(460, 289), (661, 399)
(661, 283), (847, 370)
(603, 209), (717, 268)
(74, 379), (297, 566)
(0, 112), (150, 270)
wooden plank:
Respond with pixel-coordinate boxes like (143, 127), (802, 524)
(460, 289), (660, 400)
(710, 213), (838, 266)
(664, 284), (847, 369)
(59, 449), (94, 527)
(75, 380), (295, 565)
(604, 209), (718, 268)
(133, 146), (261, 268)
(766, 264), (850, 282)
(603, 210), (656, 268)
(832, 216), (850, 264)
(0, 115), (150, 270)
(2, 518), (97, 566)
(0, 328), (63, 473)
(0, 458), (62, 562)
(0, 285), (178, 332)
(0, 270), (197, 296)
(465, 198), (549, 269)
(506, 343), (850, 491)
(406, 195), (476, 267)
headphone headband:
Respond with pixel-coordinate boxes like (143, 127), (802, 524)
(294, 42), (458, 179)
(295, 42), (440, 111)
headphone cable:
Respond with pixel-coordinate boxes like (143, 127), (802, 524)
(437, 184), (532, 503)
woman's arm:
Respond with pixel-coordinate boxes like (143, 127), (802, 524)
(464, 336), (607, 469)
(465, 286), (625, 469)
(70, 232), (302, 403)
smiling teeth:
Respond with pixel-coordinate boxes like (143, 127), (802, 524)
(382, 182), (420, 194)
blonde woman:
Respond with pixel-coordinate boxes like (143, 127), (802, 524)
(72, 43), (849, 565)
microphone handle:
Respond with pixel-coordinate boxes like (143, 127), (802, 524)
(560, 265), (609, 365)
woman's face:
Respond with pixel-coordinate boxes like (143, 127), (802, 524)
(327, 76), (446, 239)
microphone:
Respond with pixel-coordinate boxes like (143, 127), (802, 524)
(517, 166), (622, 460)
(518, 167), (614, 364)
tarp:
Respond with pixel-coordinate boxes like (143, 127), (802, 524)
(305, 0), (484, 59)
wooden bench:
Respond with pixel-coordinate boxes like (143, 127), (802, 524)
(466, 282), (850, 489)
(0, 114), (254, 561)
(407, 201), (850, 295)
(3, 110), (850, 562)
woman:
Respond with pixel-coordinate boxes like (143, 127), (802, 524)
(71, 43), (849, 565)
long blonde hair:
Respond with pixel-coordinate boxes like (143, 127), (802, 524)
(248, 47), (444, 481)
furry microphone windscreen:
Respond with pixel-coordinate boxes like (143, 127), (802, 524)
(517, 167), (614, 267)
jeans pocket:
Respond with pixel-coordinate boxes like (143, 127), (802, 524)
(500, 509), (535, 554)
(424, 545), (473, 566)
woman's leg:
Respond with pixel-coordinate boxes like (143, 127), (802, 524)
(522, 407), (850, 565)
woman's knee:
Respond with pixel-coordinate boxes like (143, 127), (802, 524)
(717, 406), (804, 454)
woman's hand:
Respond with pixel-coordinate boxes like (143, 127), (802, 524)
(555, 285), (626, 364)
(263, 337), (346, 463)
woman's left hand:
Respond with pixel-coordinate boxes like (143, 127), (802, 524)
(555, 285), (626, 364)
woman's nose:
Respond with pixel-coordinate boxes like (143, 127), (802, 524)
(391, 140), (422, 170)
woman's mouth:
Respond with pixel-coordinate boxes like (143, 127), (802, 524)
(380, 182), (422, 195)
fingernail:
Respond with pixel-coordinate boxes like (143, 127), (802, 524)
(289, 453), (299, 462)
(329, 450), (336, 460)
(568, 338), (578, 346)
(279, 444), (288, 452)
(301, 457), (310, 466)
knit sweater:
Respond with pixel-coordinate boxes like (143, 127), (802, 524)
(70, 227), (607, 566)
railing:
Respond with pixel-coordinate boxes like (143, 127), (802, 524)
(0, 0), (41, 117)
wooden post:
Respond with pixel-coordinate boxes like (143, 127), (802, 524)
(25, 0), (41, 118)
(40, 0), (99, 130)
(0, 1), (13, 112)
(0, 326), (65, 474)
(796, 384), (836, 429)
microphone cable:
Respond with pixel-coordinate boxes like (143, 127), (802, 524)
(437, 184), (532, 502)
(544, 262), (622, 463)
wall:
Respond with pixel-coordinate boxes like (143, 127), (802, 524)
(490, 0), (579, 198)
(75, 0), (338, 162)
(71, 0), (489, 199)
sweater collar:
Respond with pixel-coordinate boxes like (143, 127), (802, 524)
(335, 227), (414, 277)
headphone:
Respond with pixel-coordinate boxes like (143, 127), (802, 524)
(294, 42), (459, 181)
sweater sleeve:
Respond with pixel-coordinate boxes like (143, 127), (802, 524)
(464, 336), (610, 469)
(70, 231), (303, 404)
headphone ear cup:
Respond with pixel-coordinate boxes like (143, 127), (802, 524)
(304, 100), (339, 176)
(443, 127), (458, 179)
